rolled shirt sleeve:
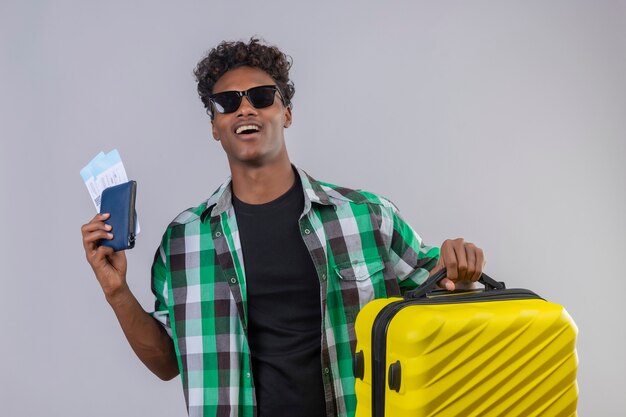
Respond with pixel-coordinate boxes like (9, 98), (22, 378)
(381, 201), (440, 292)
(150, 238), (172, 337)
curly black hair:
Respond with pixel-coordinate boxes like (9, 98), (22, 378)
(194, 37), (295, 119)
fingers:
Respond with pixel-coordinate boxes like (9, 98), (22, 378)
(452, 239), (469, 281)
(441, 238), (470, 281)
(469, 244), (485, 282)
(439, 241), (462, 291)
(464, 242), (477, 282)
(81, 213), (113, 254)
(439, 238), (486, 288)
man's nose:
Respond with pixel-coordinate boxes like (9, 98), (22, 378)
(237, 96), (257, 116)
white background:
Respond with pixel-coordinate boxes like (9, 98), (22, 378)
(1, 0), (624, 415)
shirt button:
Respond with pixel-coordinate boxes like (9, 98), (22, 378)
(215, 231), (222, 237)
(304, 228), (311, 235)
(324, 367), (330, 375)
(230, 277), (237, 284)
(246, 372), (251, 378)
(321, 274), (327, 281)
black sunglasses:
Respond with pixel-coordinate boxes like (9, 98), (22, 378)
(209, 85), (286, 116)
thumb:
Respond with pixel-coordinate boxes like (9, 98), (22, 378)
(430, 259), (455, 290)
(440, 278), (456, 291)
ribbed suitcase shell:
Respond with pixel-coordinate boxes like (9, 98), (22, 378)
(354, 292), (578, 417)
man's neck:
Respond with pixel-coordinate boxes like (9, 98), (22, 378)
(230, 158), (296, 205)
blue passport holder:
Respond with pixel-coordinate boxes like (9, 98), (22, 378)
(99, 180), (137, 251)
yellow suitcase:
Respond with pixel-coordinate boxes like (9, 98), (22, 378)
(354, 269), (578, 417)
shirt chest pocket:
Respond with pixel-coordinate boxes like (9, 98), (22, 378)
(334, 258), (385, 281)
(333, 258), (385, 310)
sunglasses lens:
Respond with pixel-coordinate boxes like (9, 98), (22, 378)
(212, 92), (242, 114)
(248, 86), (277, 108)
(210, 86), (279, 115)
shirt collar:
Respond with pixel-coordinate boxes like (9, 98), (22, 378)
(201, 165), (335, 222)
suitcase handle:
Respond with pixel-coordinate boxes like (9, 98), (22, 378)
(405, 268), (505, 299)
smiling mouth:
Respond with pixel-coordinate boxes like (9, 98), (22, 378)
(235, 124), (260, 135)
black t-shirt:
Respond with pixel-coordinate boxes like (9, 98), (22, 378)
(232, 178), (327, 417)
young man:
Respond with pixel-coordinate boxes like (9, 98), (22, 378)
(81, 38), (485, 417)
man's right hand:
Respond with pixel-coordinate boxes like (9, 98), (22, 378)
(81, 213), (128, 301)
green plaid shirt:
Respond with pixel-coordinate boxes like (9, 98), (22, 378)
(151, 167), (439, 417)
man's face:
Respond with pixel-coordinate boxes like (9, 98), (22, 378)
(211, 66), (292, 167)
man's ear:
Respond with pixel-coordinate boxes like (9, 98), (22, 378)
(211, 120), (220, 141)
(283, 106), (292, 128)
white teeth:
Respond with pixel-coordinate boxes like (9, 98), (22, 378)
(235, 125), (260, 134)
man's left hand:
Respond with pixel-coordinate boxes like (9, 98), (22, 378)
(430, 238), (485, 291)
